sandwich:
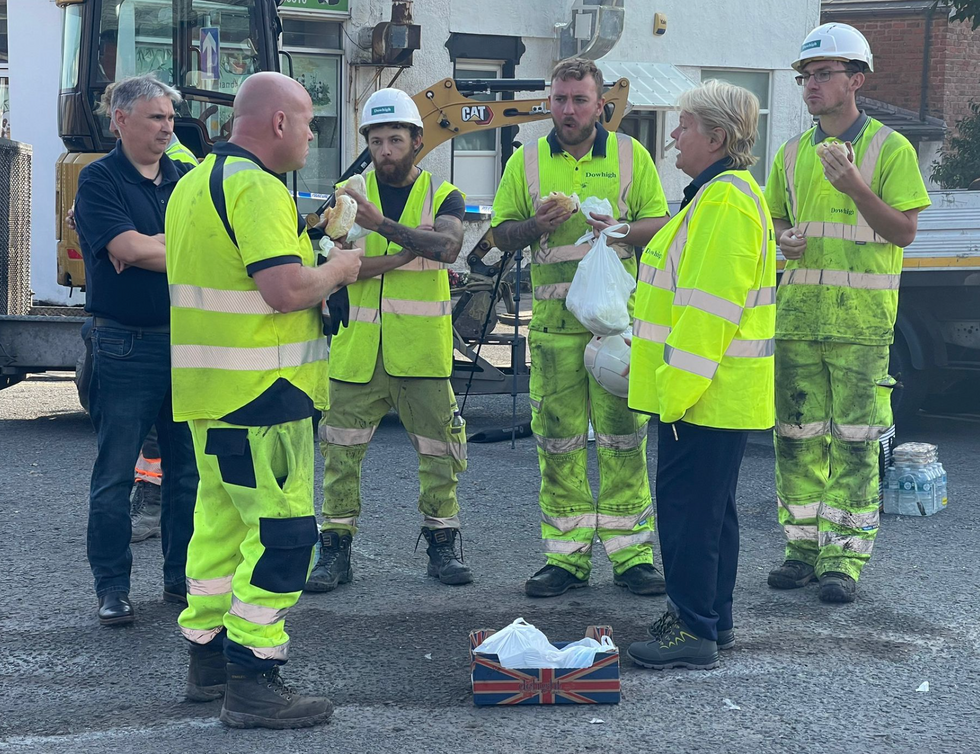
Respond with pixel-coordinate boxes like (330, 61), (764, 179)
(817, 140), (850, 161)
(545, 191), (581, 214)
(322, 195), (357, 240)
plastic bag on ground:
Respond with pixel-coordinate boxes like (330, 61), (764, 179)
(473, 618), (616, 669)
(565, 221), (636, 336)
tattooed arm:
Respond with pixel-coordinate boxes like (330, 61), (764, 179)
(348, 189), (464, 264)
(492, 199), (571, 251)
(375, 214), (464, 264)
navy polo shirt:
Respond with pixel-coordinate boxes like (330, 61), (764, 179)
(75, 141), (192, 326)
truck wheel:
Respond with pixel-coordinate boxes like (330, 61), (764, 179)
(75, 349), (91, 412)
(889, 335), (928, 426)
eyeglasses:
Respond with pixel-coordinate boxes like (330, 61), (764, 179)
(795, 69), (853, 86)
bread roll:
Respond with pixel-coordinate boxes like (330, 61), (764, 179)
(323, 195), (358, 240)
(545, 191), (580, 214)
(338, 173), (367, 198)
(817, 141), (849, 161)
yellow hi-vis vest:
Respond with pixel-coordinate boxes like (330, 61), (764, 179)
(630, 170), (776, 429)
(329, 169), (460, 383)
(523, 132), (637, 333)
(768, 117), (930, 346)
(166, 138), (199, 167)
(166, 151), (328, 421)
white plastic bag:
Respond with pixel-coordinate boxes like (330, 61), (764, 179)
(473, 618), (556, 668)
(473, 619), (617, 669)
(565, 221), (636, 336)
(550, 635), (617, 669)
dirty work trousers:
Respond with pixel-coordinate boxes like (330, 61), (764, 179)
(775, 340), (893, 581)
(318, 351), (466, 535)
(179, 418), (318, 670)
(529, 330), (655, 580)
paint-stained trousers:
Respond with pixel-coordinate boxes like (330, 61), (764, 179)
(318, 351), (466, 534)
(529, 330), (655, 580)
(775, 340), (893, 581)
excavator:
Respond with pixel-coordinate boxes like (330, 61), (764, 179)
(35, 0), (632, 402)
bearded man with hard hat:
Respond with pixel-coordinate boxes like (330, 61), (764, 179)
(305, 88), (472, 592)
(765, 23), (931, 603)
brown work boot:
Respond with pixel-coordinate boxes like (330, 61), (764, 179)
(219, 664), (333, 729)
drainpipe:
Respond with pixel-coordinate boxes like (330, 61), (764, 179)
(919, 1), (940, 121)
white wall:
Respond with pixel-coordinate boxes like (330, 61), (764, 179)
(9, 0), (70, 305)
(343, 0), (821, 203)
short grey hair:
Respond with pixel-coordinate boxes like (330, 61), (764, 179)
(107, 74), (182, 118)
(678, 80), (760, 169)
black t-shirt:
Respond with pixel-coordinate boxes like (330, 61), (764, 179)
(75, 142), (192, 326)
(377, 176), (465, 223)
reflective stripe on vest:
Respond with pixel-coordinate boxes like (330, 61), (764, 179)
(170, 284), (277, 315)
(636, 174), (774, 352)
(781, 268), (900, 291)
(524, 133), (635, 292)
(171, 337), (329, 371)
(782, 125), (894, 245)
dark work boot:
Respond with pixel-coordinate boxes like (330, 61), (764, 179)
(525, 565), (589, 598)
(186, 642), (226, 702)
(648, 619), (735, 651)
(613, 563), (667, 595)
(818, 572), (857, 603)
(98, 592), (135, 626)
(628, 611), (719, 670)
(219, 664), (333, 730)
(767, 560), (816, 589)
(304, 531), (353, 593)
(130, 480), (162, 542)
(420, 528), (473, 585)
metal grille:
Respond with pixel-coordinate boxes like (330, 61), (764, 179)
(0, 138), (33, 316)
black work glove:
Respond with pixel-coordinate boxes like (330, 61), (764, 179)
(322, 285), (350, 336)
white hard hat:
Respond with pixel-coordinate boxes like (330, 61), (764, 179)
(792, 23), (874, 73)
(359, 88), (423, 136)
(584, 331), (631, 398)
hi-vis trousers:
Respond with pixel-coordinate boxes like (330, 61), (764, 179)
(775, 340), (893, 581)
(530, 330), (655, 580)
(318, 351), (466, 535)
(179, 418), (317, 668)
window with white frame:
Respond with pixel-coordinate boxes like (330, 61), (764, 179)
(452, 62), (502, 209)
(700, 69), (771, 185)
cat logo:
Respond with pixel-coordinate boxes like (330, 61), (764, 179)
(461, 105), (494, 125)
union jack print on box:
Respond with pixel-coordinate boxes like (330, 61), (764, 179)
(469, 625), (621, 705)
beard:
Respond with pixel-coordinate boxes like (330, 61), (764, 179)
(374, 151), (416, 186)
(555, 118), (597, 147)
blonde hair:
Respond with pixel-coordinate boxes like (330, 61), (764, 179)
(551, 58), (604, 98)
(678, 80), (760, 169)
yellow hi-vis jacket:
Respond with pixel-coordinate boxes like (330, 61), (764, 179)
(166, 147), (328, 421)
(629, 170), (776, 429)
(765, 116), (931, 346)
(329, 169), (461, 383)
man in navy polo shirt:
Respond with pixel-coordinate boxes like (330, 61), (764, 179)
(75, 74), (198, 626)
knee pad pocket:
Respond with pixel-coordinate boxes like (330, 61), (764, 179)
(205, 428), (256, 488)
(251, 515), (318, 593)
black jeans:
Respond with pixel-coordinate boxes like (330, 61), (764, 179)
(656, 420), (748, 641)
(87, 325), (198, 597)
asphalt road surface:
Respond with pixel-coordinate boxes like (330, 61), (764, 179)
(1, 374), (978, 753)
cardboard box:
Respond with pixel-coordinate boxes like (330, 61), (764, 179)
(469, 625), (621, 705)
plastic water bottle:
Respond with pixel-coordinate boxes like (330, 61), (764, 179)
(882, 465), (899, 514)
(936, 461), (948, 508)
(919, 464), (935, 514)
(897, 464), (919, 516)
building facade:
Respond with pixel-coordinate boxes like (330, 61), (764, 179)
(9, 0), (819, 305)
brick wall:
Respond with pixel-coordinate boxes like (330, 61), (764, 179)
(824, 9), (980, 142)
